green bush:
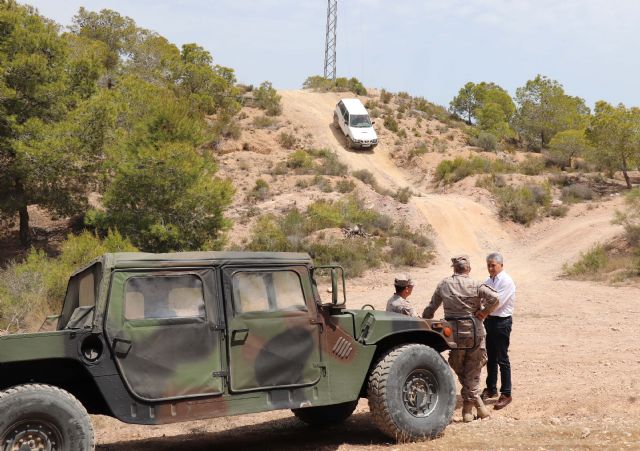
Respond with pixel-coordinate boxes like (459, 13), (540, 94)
(563, 245), (608, 276)
(306, 239), (382, 278)
(393, 187), (412, 204)
(384, 115), (399, 133)
(494, 184), (550, 225)
(613, 188), (640, 246)
(336, 179), (355, 193)
(549, 205), (569, 218)
(278, 132), (298, 149)
(387, 237), (431, 267)
(470, 131), (498, 151)
(352, 169), (377, 186)
(302, 75), (367, 95)
(561, 184), (595, 203)
(435, 156), (516, 184)
(518, 155), (545, 175)
(254, 81), (282, 116)
(315, 151), (348, 176)
(286, 149), (313, 170)
(314, 175), (333, 193)
(0, 231), (136, 333)
(380, 89), (393, 104)
(247, 178), (270, 202)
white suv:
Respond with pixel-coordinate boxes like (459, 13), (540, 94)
(333, 98), (378, 150)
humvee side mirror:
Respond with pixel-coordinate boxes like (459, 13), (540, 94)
(331, 268), (339, 305)
(313, 265), (346, 306)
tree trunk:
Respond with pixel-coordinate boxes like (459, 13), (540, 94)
(19, 205), (30, 246)
(621, 154), (632, 189)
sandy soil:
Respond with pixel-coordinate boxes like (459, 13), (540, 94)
(92, 90), (640, 449)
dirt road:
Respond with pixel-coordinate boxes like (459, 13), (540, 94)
(96, 90), (640, 449)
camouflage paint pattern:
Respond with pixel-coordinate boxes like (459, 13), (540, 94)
(0, 252), (455, 426)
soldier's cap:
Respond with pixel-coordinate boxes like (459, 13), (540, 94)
(451, 254), (471, 267)
(394, 273), (415, 288)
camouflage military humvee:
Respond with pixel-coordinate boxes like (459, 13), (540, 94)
(0, 252), (457, 450)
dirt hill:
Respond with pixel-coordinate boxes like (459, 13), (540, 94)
(90, 89), (640, 449)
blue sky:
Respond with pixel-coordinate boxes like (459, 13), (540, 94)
(25, 0), (640, 109)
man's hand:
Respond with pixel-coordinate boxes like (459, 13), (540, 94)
(475, 310), (488, 321)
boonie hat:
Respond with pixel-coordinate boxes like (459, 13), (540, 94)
(451, 254), (471, 267)
(394, 273), (415, 288)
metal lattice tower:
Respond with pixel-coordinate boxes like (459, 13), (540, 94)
(323, 0), (337, 80)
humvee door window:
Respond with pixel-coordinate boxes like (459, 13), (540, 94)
(124, 275), (205, 320)
(233, 271), (307, 313)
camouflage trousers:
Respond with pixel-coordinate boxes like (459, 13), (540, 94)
(448, 335), (487, 402)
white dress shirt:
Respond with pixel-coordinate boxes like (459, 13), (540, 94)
(485, 270), (516, 317)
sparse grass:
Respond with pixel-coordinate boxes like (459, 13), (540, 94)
(252, 115), (278, 129)
(469, 131), (497, 151)
(409, 143), (430, 159)
(278, 132), (298, 149)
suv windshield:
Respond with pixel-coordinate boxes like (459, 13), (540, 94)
(349, 114), (372, 128)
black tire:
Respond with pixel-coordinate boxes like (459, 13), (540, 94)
(346, 136), (353, 149)
(292, 400), (358, 426)
(0, 384), (95, 451)
(333, 112), (339, 128)
(368, 344), (455, 441)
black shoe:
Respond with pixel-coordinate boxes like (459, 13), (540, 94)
(481, 388), (498, 401)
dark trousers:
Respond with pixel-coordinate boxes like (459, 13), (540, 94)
(484, 315), (512, 396)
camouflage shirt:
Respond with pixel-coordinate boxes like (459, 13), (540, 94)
(422, 274), (499, 337)
(386, 294), (418, 317)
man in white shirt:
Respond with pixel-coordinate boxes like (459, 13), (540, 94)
(481, 252), (515, 410)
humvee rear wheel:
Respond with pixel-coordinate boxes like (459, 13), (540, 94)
(368, 344), (455, 441)
(292, 400), (358, 426)
(0, 384), (95, 451)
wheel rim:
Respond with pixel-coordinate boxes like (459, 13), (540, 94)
(402, 369), (439, 418)
(2, 420), (63, 451)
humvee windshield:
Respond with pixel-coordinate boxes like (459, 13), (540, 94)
(57, 262), (102, 330)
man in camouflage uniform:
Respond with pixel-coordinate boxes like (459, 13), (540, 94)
(422, 255), (499, 422)
(385, 274), (418, 317)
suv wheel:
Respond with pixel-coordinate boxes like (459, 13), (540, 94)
(292, 400), (358, 426)
(346, 136), (353, 149)
(368, 344), (455, 441)
(0, 384), (95, 451)
(333, 112), (339, 128)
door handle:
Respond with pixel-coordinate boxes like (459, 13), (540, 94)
(113, 337), (132, 357)
(231, 328), (249, 345)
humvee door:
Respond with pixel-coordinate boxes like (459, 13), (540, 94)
(223, 267), (322, 392)
(105, 269), (225, 401)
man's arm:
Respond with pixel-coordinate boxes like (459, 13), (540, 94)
(422, 287), (442, 319)
(475, 284), (499, 319)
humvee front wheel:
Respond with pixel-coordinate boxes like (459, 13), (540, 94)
(0, 384), (94, 451)
(368, 344), (455, 441)
(292, 400), (358, 426)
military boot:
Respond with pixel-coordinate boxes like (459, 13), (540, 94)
(462, 401), (474, 423)
(474, 395), (490, 419)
